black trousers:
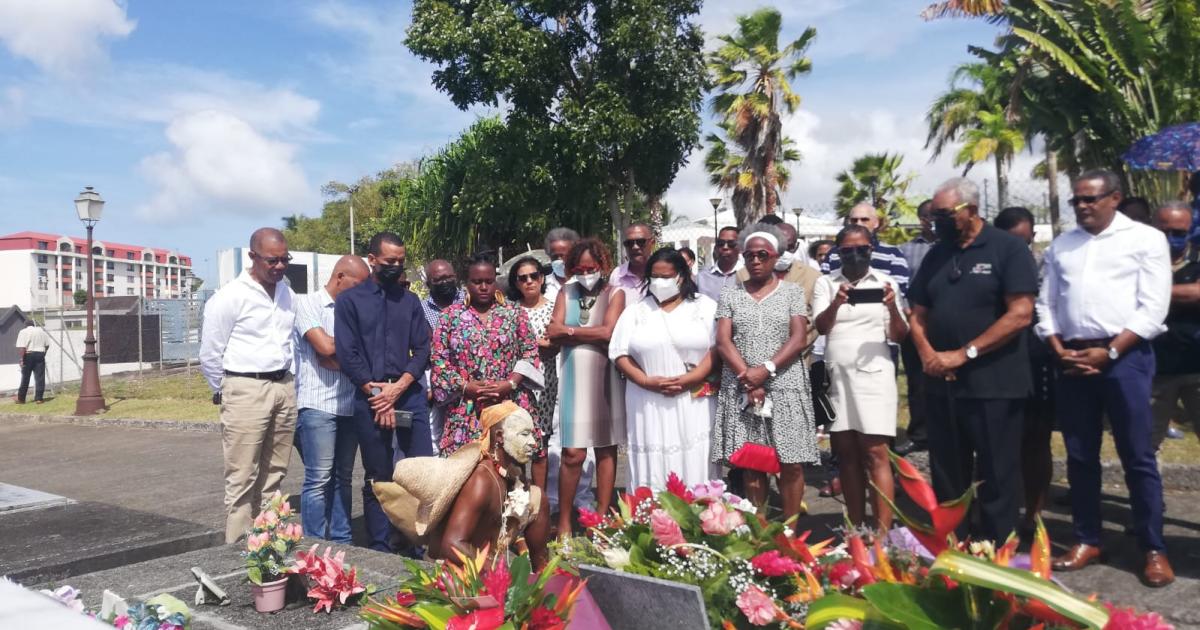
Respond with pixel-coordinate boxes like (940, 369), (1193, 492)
(18, 351), (46, 403)
(899, 338), (927, 445)
(927, 394), (1023, 542)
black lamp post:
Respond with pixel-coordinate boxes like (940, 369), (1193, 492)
(709, 197), (722, 240)
(74, 186), (106, 416)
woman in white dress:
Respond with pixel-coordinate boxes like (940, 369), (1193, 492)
(610, 248), (719, 490)
(812, 225), (909, 531)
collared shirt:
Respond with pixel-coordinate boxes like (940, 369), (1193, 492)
(544, 274), (566, 304)
(199, 270), (296, 392)
(334, 277), (431, 389)
(1154, 247), (1200, 375)
(825, 240), (912, 296)
(1036, 212), (1171, 343)
(15, 326), (50, 352)
(610, 262), (644, 306)
(422, 289), (464, 331)
(293, 289), (356, 416)
(909, 224), (1039, 399)
(898, 235), (934, 278)
(697, 259), (744, 302)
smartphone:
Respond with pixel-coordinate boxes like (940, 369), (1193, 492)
(395, 410), (413, 429)
(847, 288), (885, 304)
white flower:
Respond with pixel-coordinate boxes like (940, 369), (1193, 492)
(502, 485), (531, 520)
(601, 546), (632, 570)
(968, 540), (995, 559)
(783, 526), (794, 538)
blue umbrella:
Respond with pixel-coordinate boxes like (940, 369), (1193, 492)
(1123, 122), (1200, 171)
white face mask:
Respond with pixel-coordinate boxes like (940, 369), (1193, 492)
(648, 276), (681, 302)
(577, 272), (602, 291)
(550, 259), (566, 278)
(775, 250), (795, 271)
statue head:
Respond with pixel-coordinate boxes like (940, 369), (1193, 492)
(479, 401), (537, 465)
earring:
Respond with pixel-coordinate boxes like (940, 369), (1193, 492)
(464, 293), (471, 307)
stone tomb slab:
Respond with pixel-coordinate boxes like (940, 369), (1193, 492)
(578, 564), (708, 630)
(0, 501), (222, 583)
(0, 482), (72, 513)
(38, 539), (412, 630)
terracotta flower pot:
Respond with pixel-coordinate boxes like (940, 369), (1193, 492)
(251, 576), (289, 613)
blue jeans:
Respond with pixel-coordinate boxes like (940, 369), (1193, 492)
(296, 408), (357, 543)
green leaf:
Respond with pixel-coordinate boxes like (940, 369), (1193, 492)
(411, 603), (456, 629)
(656, 491), (699, 530)
(246, 566), (262, 586)
(806, 593), (906, 629)
(929, 551), (1110, 628)
(861, 583), (969, 630)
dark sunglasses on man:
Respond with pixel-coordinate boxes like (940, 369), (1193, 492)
(623, 238), (649, 249)
(1068, 189), (1117, 207)
(252, 252), (293, 267)
(715, 238), (738, 250)
(837, 245), (871, 258)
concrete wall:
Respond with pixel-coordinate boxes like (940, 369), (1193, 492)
(0, 328), (153, 393)
(0, 250), (35, 310)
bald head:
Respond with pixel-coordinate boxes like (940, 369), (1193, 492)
(248, 227), (289, 288)
(777, 223), (799, 252)
(425, 259), (454, 281)
(250, 227), (286, 251)
(846, 203), (880, 232)
(327, 255), (371, 298)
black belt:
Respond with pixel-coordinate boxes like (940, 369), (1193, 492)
(224, 369), (288, 381)
(381, 375), (405, 383)
(1063, 337), (1114, 351)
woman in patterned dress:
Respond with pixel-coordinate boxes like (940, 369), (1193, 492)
(713, 223), (818, 525)
(431, 253), (544, 457)
(507, 256), (559, 492)
(545, 238), (626, 536)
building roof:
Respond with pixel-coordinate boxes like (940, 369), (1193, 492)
(0, 231), (191, 263)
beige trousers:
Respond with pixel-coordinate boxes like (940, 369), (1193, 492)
(1151, 373), (1200, 449)
(220, 374), (297, 543)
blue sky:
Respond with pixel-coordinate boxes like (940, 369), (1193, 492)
(0, 1), (1007, 282)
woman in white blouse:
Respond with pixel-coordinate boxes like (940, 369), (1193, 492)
(813, 225), (909, 531)
(610, 248), (719, 489)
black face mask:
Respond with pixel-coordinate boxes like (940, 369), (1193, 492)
(934, 217), (961, 242)
(841, 251), (871, 277)
(429, 280), (458, 303)
(376, 263), (404, 286)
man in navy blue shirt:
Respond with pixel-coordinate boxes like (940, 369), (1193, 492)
(335, 231), (433, 552)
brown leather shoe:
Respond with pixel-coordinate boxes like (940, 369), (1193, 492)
(1142, 551), (1175, 588)
(1051, 544), (1105, 571)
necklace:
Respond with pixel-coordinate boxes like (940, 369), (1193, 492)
(577, 292), (598, 325)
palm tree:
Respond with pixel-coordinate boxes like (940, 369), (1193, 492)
(833, 152), (914, 218)
(707, 9), (815, 225)
(955, 107), (1026, 208)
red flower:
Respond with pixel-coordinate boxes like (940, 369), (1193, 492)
(395, 591), (416, 606)
(481, 560), (511, 608)
(622, 486), (656, 518)
(528, 606), (566, 630)
(1103, 603), (1174, 630)
(578, 507), (604, 529)
(750, 550), (804, 577)
(446, 607), (505, 630)
(665, 472), (694, 502)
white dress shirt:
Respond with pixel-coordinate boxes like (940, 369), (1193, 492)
(1036, 212), (1171, 342)
(15, 326), (51, 352)
(200, 270), (296, 392)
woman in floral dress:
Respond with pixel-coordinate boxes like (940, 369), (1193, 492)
(432, 254), (544, 456)
(507, 255), (558, 491)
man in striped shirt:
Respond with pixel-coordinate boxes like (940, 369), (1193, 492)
(823, 202), (912, 295)
(293, 255), (371, 542)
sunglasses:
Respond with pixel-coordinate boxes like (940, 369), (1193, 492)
(252, 252), (293, 267)
(516, 271), (542, 283)
(742, 250), (772, 262)
(846, 216), (875, 224)
(837, 245), (871, 258)
(931, 201), (971, 217)
(1068, 189), (1117, 207)
(715, 238), (738, 249)
(623, 238), (649, 249)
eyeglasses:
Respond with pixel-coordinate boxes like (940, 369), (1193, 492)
(623, 238), (649, 249)
(846, 216), (875, 225)
(516, 271), (542, 283)
(1068, 189), (1117, 207)
(252, 252), (292, 267)
(571, 267), (600, 275)
(931, 202), (971, 216)
(742, 250), (772, 262)
(715, 239), (738, 249)
(837, 245), (871, 258)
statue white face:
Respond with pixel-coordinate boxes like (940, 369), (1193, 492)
(500, 413), (537, 465)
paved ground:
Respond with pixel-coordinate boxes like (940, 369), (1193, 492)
(2, 421), (1198, 626)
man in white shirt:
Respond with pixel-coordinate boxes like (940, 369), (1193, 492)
(697, 226), (742, 301)
(293, 255), (370, 543)
(200, 228), (299, 543)
(1036, 169), (1174, 587)
(15, 320), (51, 404)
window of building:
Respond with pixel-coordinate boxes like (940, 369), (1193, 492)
(126, 252), (135, 260)
(126, 288), (135, 296)
(127, 275), (134, 283)
(75, 271), (82, 280)
(59, 242), (71, 251)
(105, 286), (114, 295)
(37, 241), (48, 250)
(106, 273), (114, 282)
(63, 283), (72, 291)
(37, 268), (47, 277)
(105, 249), (114, 257)
(66, 320), (82, 329)
(92, 246), (101, 255)
(126, 264), (134, 271)
(106, 261), (114, 269)
(75, 246), (83, 254)
(37, 254), (48, 263)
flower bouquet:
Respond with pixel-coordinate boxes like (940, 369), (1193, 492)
(360, 546), (586, 630)
(38, 584), (191, 630)
(291, 544), (373, 613)
(243, 492), (303, 612)
(558, 473), (833, 629)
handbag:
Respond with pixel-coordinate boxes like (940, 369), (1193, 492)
(729, 442), (781, 474)
(809, 360), (836, 428)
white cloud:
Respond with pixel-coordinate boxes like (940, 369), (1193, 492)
(0, 0), (135, 77)
(137, 110), (315, 221)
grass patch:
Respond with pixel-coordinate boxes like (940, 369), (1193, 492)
(0, 371), (217, 422)
(1051, 430), (1200, 467)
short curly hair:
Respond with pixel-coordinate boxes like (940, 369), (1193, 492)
(564, 237), (614, 275)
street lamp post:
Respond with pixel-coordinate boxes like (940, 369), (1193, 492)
(709, 197), (722, 241)
(74, 186), (106, 416)
(792, 207), (803, 230)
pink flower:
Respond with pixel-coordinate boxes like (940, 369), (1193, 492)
(699, 501), (745, 536)
(690, 479), (727, 502)
(246, 532), (270, 552)
(277, 501), (294, 519)
(735, 585), (778, 626)
(827, 620), (863, 630)
(578, 507), (604, 529)
(254, 510), (279, 529)
(649, 509), (687, 551)
(750, 550), (803, 577)
(1103, 603), (1174, 630)
(113, 615), (132, 630)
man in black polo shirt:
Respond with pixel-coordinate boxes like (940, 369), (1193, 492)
(1152, 201), (1200, 445)
(908, 177), (1039, 542)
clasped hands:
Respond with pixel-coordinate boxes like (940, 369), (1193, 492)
(922, 349), (967, 380)
(465, 379), (515, 407)
(1056, 347), (1108, 376)
(364, 380), (408, 428)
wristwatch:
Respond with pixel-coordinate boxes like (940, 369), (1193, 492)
(1107, 346), (1120, 361)
(763, 360), (778, 378)
(964, 345), (979, 360)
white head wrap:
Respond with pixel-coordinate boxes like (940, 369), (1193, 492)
(745, 231), (780, 253)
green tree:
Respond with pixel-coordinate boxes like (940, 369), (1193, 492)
(405, 0), (707, 241)
(706, 9), (814, 226)
(833, 152), (919, 243)
(281, 167), (409, 254)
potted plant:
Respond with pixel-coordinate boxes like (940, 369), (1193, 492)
(290, 544), (371, 613)
(243, 492), (302, 613)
